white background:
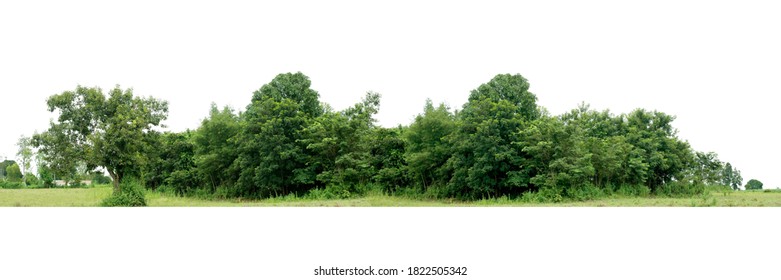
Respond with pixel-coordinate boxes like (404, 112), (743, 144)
(2, 208), (780, 280)
(2, 2), (780, 279)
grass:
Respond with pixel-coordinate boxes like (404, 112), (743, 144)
(2, 186), (781, 207)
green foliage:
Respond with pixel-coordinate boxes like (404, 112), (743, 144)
(745, 179), (763, 190)
(5, 163), (22, 182)
(0, 181), (24, 189)
(90, 172), (112, 185)
(235, 72), (323, 198)
(616, 184), (651, 197)
(33, 85), (169, 194)
(404, 100), (455, 191)
(446, 73), (539, 199)
(37, 164), (55, 188)
(306, 184), (368, 200)
(691, 151), (724, 186)
(101, 179), (147, 207)
(193, 104), (240, 191)
(27, 72), (739, 203)
(563, 183), (605, 201)
(144, 131), (200, 195)
(522, 187), (564, 203)
(623, 109), (693, 191)
(0, 160), (14, 179)
(517, 115), (595, 195)
(654, 181), (705, 197)
(16, 135), (34, 184)
(24, 173), (39, 186)
(720, 162), (743, 190)
(368, 127), (409, 192)
(303, 92), (381, 189)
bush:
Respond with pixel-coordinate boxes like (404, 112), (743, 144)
(24, 173), (39, 186)
(91, 173), (113, 185)
(101, 179), (147, 207)
(522, 187), (564, 203)
(190, 188), (214, 200)
(155, 184), (180, 197)
(305, 184), (367, 200)
(704, 185), (732, 193)
(616, 184), (651, 197)
(655, 181), (705, 197)
(0, 181), (23, 189)
(563, 183), (604, 201)
(213, 186), (232, 200)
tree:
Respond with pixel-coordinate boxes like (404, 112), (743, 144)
(35, 153), (55, 187)
(144, 131), (200, 194)
(516, 115), (595, 198)
(33, 85), (168, 193)
(745, 179), (763, 190)
(192, 104), (241, 191)
(303, 92), (381, 189)
(0, 160), (16, 180)
(623, 109), (693, 191)
(558, 104), (641, 188)
(234, 72), (323, 197)
(369, 126), (409, 192)
(5, 163), (22, 182)
(446, 73), (540, 199)
(32, 123), (81, 185)
(16, 135), (34, 186)
(405, 99), (456, 191)
(720, 162), (742, 190)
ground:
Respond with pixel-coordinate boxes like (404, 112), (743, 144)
(2, 186), (781, 206)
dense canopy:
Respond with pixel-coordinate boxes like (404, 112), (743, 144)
(24, 73), (748, 201)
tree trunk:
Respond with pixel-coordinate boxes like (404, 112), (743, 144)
(108, 169), (120, 194)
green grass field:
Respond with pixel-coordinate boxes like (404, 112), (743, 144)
(2, 186), (781, 206)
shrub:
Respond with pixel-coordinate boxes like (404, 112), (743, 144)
(91, 173), (113, 185)
(101, 179), (147, 207)
(155, 184), (179, 196)
(704, 185), (732, 193)
(213, 186), (232, 200)
(190, 188), (214, 200)
(24, 173), (39, 186)
(391, 186), (427, 199)
(522, 187), (564, 203)
(563, 183), (604, 201)
(306, 184), (367, 200)
(616, 184), (651, 197)
(655, 181), (705, 197)
(0, 181), (23, 189)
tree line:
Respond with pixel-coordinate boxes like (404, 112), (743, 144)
(20, 72), (755, 201)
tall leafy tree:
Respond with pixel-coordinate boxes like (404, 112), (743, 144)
(16, 135), (34, 186)
(32, 123), (81, 184)
(5, 163), (22, 182)
(745, 179), (763, 190)
(145, 131), (199, 194)
(235, 72), (323, 197)
(303, 92), (381, 188)
(446, 73), (540, 199)
(516, 115), (595, 196)
(0, 160), (16, 180)
(691, 151), (724, 186)
(33, 85), (168, 193)
(405, 100), (456, 191)
(623, 109), (693, 191)
(192, 104), (241, 191)
(369, 126), (409, 192)
(721, 162), (743, 190)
